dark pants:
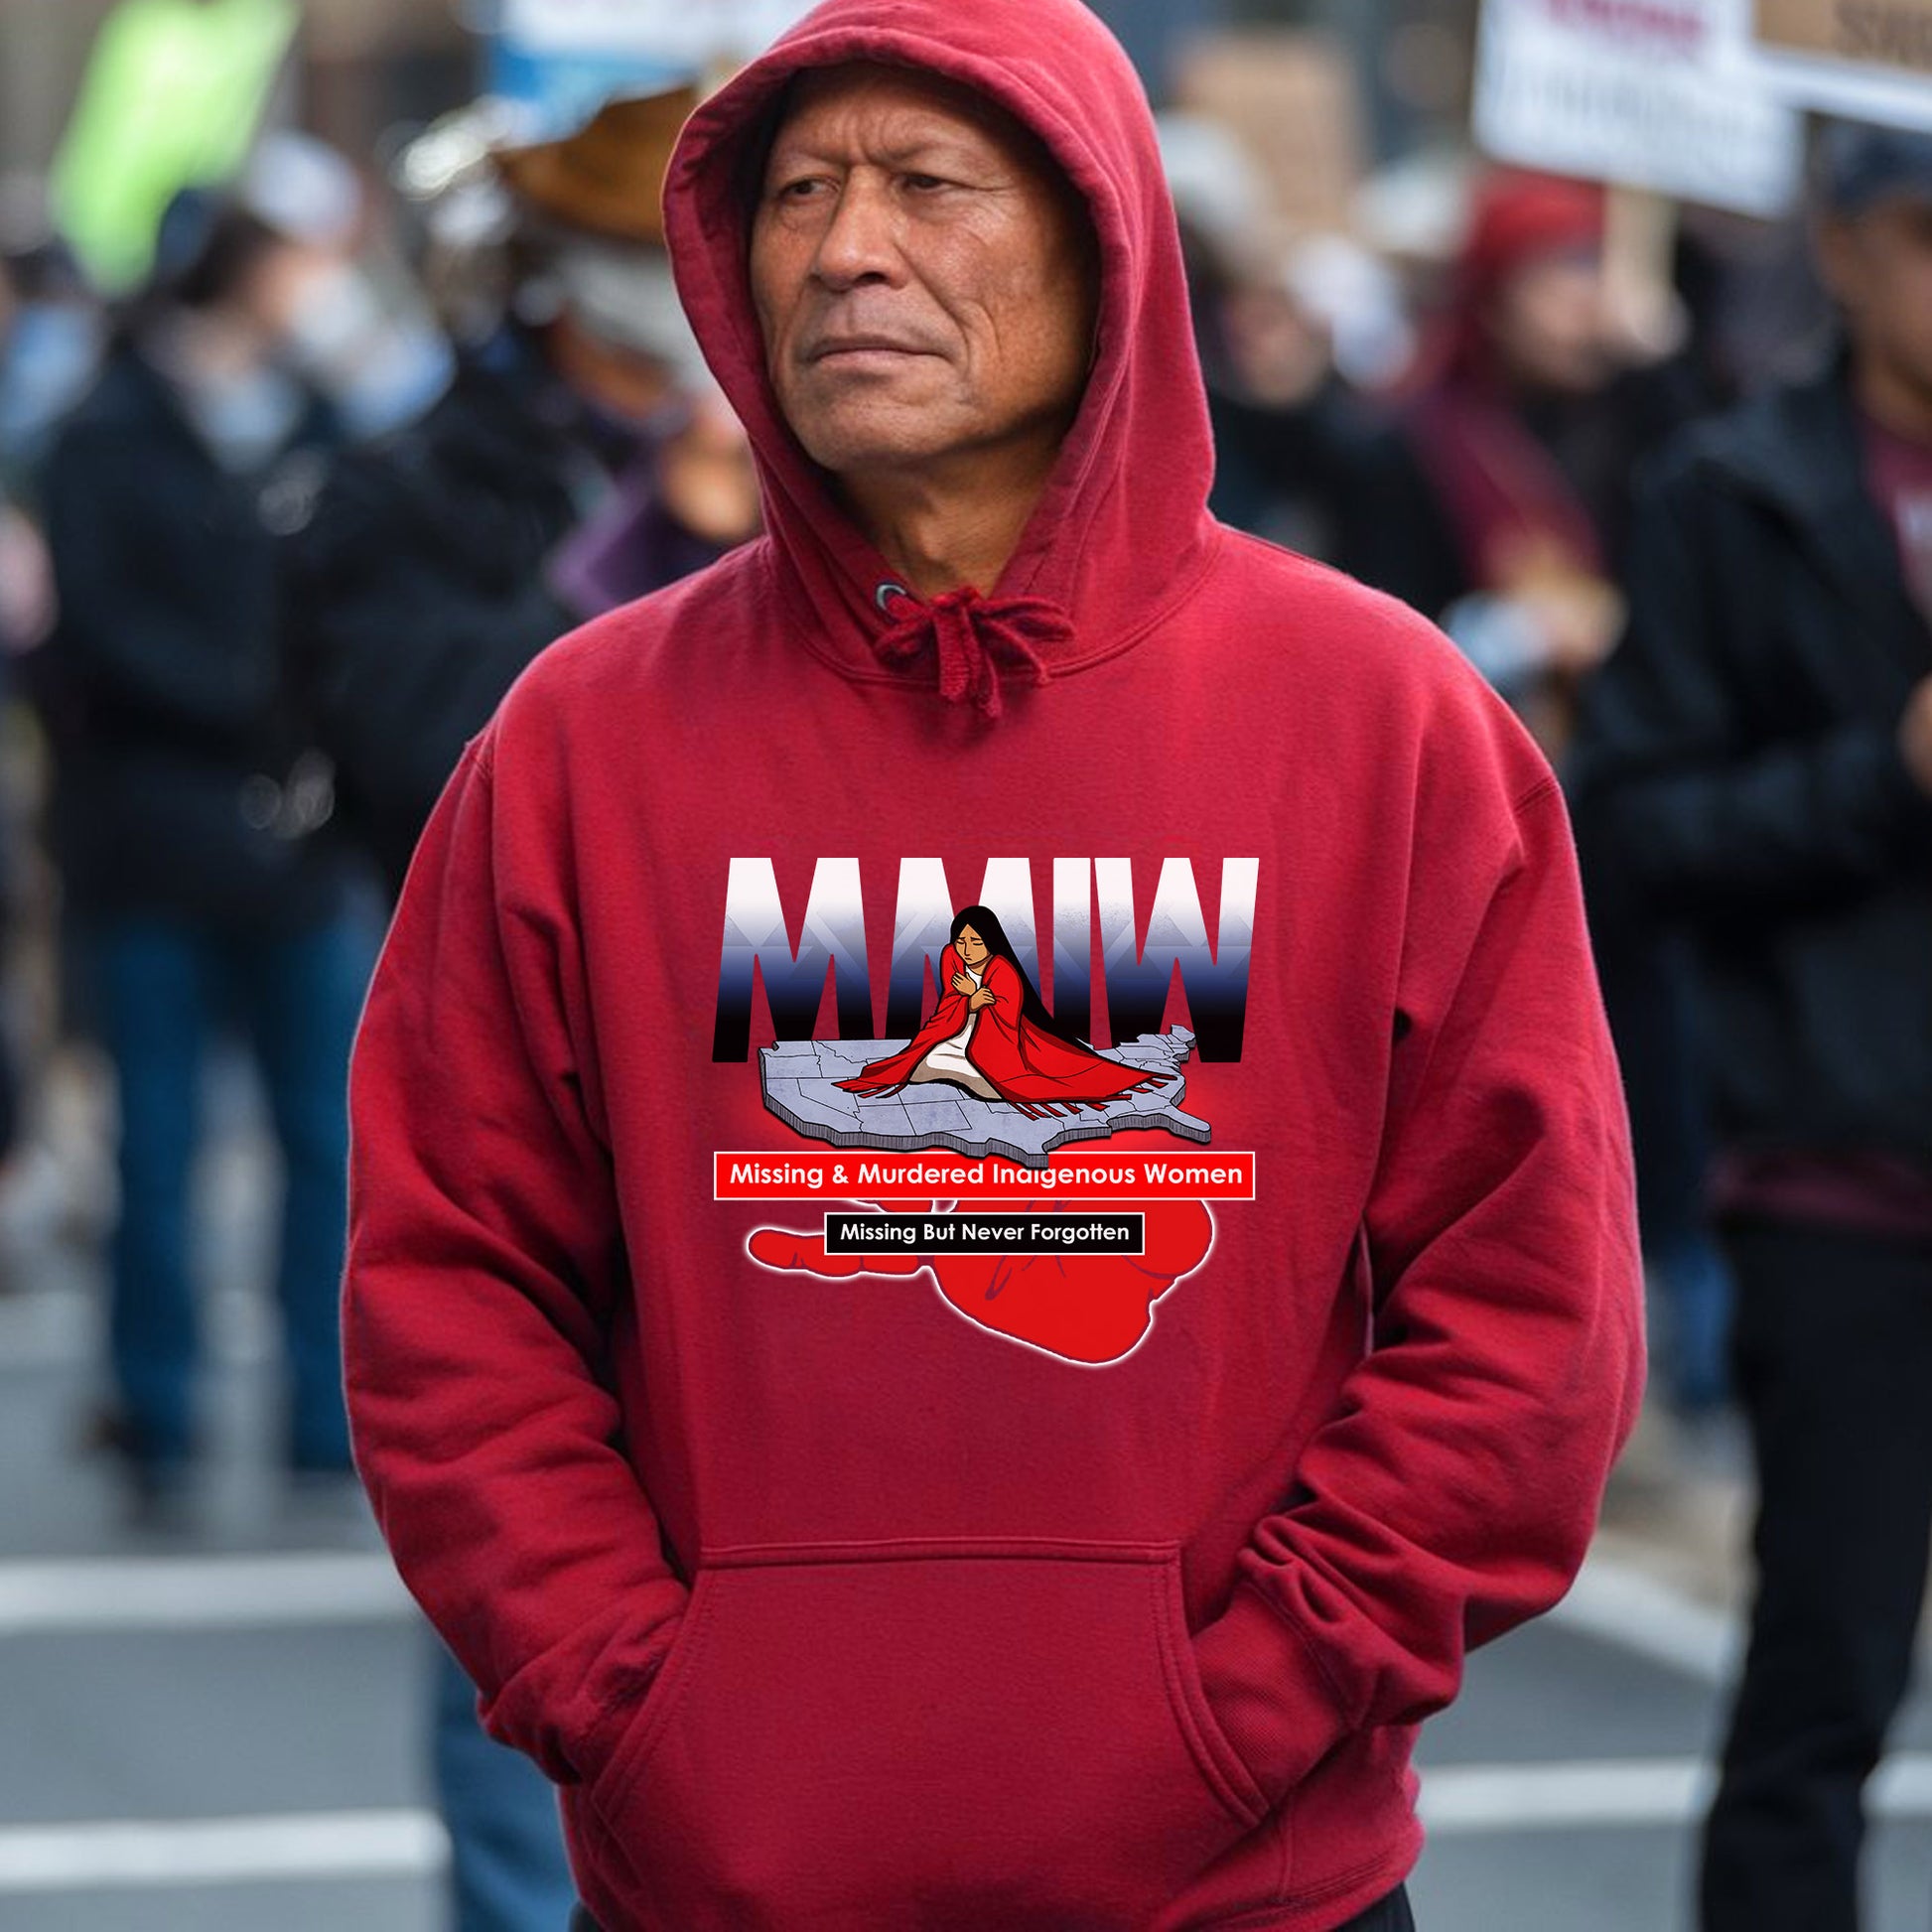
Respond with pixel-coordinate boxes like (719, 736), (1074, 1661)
(1700, 1213), (1932, 1932)
(567, 1880), (1414, 1931)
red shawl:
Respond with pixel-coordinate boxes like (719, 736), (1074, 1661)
(834, 948), (1175, 1121)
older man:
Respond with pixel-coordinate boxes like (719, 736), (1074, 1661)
(342, 3), (1645, 1929)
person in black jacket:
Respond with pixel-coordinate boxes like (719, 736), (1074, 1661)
(39, 180), (384, 1527)
(284, 85), (759, 899)
(1569, 121), (1932, 1932)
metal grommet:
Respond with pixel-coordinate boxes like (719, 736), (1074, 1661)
(875, 580), (912, 613)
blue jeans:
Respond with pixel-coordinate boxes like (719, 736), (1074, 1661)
(90, 903), (380, 1470)
(1652, 1223), (1735, 1415)
(434, 1631), (579, 1932)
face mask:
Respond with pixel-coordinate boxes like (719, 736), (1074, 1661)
(553, 242), (709, 387)
(176, 361), (306, 473)
(280, 261), (387, 373)
(280, 262), (454, 438)
(0, 305), (103, 464)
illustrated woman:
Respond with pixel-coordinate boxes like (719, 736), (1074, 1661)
(835, 905), (1176, 1121)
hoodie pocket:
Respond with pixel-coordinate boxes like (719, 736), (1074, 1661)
(587, 1536), (1271, 1930)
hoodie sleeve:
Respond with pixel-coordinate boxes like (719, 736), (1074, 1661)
(343, 726), (689, 1788)
(1191, 768), (1646, 1809)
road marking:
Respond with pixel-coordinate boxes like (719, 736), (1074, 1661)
(1419, 1754), (1932, 1833)
(0, 1544), (1759, 1661)
(0, 1284), (271, 1370)
(0, 1554), (411, 1634)
(7, 1757), (1932, 1888)
(0, 1812), (448, 1890)
(1545, 1549), (1740, 1684)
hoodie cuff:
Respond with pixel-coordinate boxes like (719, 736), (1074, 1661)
(567, 1675), (649, 1790)
(1191, 1577), (1355, 1811)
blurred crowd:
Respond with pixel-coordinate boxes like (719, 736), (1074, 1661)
(0, 3), (1929, 1930)
(0, 38), (768, 1929)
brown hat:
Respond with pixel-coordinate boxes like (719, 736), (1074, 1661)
(494, 85), (700, 245)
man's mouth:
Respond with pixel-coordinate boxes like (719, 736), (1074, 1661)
(808, 336), (931, 362)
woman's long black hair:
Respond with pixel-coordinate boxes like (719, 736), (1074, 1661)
(950, 904), (1096, 1055)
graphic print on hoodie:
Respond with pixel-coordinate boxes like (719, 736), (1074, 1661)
(341, 2), (1647, 1929)
(722, 867), (1254, 1367)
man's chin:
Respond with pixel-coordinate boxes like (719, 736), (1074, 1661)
(797, 409), (971, 478)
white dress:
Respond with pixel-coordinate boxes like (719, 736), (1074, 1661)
(907, 963), (1003, 1101)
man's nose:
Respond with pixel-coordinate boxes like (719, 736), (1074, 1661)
(810, 173), (903, 290)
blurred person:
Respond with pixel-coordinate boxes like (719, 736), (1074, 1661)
(340, 5), (1644, 1931)
(36, 158), (385, 1531)
(229, 130), (454, 442)
(1373, 170), (1629, 759)
(283, 86), (759, 900)
(1570, 120), (1932, 1932)
(0, 241), (65, 1220)
(0, 250), (65, 659)
(283, 83), (758, 1932)
(0, 187), (95, 656)
(1375, 167), (1737, 1419)
(1185, 221), (1393, 564)
(0, 195), (107, 1276)
(0, 183), (105, 484)
(1587, 213), (1752, 1422)
(1162, 111), (1395, 568)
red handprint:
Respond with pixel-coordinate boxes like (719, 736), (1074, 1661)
(747, 1196), (1214, 1365)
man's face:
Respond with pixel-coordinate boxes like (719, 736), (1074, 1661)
(1819, 195), (1932, 402)
(749, 63), (1100, 483)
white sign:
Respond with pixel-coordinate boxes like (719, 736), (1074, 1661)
(501, 0), (816, 63)
(1475, 0), (1805, 215)
(1751, 0), (1932, 132)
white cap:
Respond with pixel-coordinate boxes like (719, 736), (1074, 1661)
(553, 239), (708, 386)
(238, 131), (363, 250)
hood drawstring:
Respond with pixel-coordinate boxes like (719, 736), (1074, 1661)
(871, 584), (1070, 720)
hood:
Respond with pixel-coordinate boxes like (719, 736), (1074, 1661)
(661, 0), (1217, 719)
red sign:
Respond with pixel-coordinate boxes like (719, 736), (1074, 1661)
(1545, 0), (1710, 48)
(715, 1150), (1258, 1201)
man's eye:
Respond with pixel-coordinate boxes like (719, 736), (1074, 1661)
(774, 177), (827, 203)
(902, 174), (952, 193)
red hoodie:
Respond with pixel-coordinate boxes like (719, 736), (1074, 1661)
(342, 3), (1647, 1927)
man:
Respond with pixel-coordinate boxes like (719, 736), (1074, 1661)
(343, 4), (1645, 1928)
(1571, 122), (1932, 1932)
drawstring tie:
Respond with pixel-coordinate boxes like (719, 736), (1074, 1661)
(872, 584), (1070, 720)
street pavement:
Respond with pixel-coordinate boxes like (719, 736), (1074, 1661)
(4, 1044), (1931, 1932)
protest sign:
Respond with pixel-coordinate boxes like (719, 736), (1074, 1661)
(1752, 0), (1932, 130)
(501, 0), (814, 65)
(1475, 0), (1804, 214)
